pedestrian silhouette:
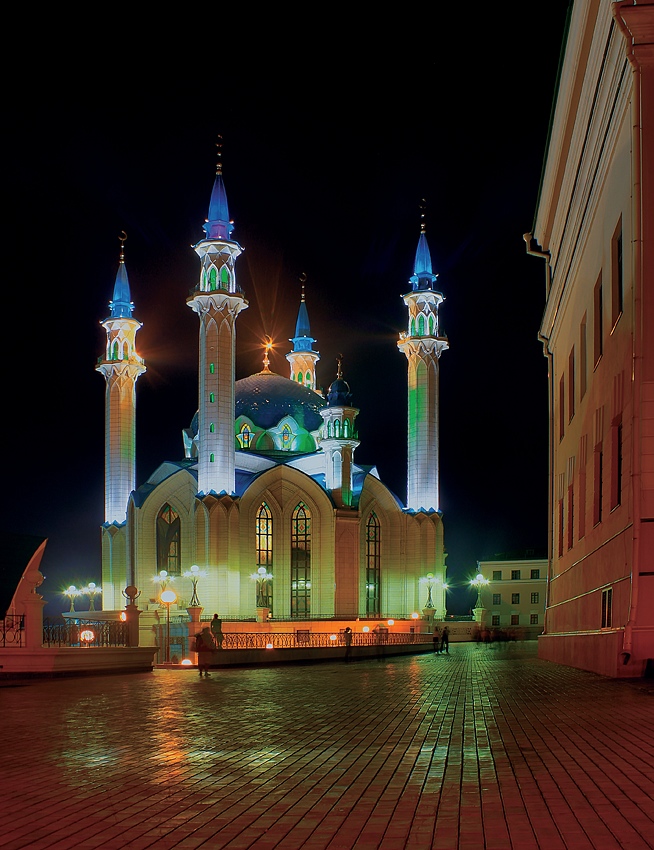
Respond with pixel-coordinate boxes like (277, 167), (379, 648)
(440, 626), (450, 654)
(343, 627), (353, 661)
(211, 614), (224, 648)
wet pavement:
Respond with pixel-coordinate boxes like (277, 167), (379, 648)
(0, 642), (652, 850)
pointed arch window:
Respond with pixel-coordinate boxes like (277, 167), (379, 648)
(418, 314), (426, 336)
(157, 504), (181, 575)
(220, 266), (230, 290)
(410, 317), (416, 336)
(429, 314), (436, 335)
(209, 267), (217, 291)
(281, 423), (293, 448)
(343, 418), (350, 438)
(209, 392), (215, 403)
(238, 423), (252, 449)
(334, 419), (341, 438)
(210, 453), (214, 463)
(366, 511), (381, 616)
(291, 502), (311, 618)
(111, 341), (119, 361)
(305, 370), (312, 389)
(297, 372), (303, 384)
(256, 503), (273, 613)
(209, 423), (215, 433)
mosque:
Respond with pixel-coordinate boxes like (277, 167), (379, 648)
(96, 154), (449, 625)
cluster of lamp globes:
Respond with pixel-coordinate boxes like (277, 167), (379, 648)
(61, 582), (102, 612)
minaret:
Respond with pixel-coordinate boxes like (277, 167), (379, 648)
(286, 273), (321, 393)
(319, 357), (360, 508)
(397, 208), (448, 511)
(187, 140), (248, 496)
(96, 233), (146, 524)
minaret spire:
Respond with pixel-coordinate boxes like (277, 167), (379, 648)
(187, 141), (248, 496)
(96, 232), (146, 529)
(397, 202), (448, 511)
(286, 272), (321, 394)
(319, 357), (360, 508)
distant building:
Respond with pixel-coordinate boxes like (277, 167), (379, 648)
(527, 0), (654, 676)
(477, 558), (547, 639)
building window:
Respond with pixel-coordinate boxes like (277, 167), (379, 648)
(511, 615), (519, 626)
(567, 484), (574, 550)
(530, 614), (539, 625)
(611, 420), (623, 510)
(291, 502), (311, 618)
(593, 445), (603, 525)
(281, 423), (293, 448)
(558, 496), (564, 557)
(530, 569), (540, 579)
(580, 314), (587, 400)
(511, 593), (520, 605)
(492, 593), (501, 605)
(492, 615), (500, 626)
(209, 392), (215, 403)
(611, 218), (623, 329)
(209, 363), (215, 374)
(511, 570), (521, 580)
(579, 457), (587, 540)
(256, 503), (273, 612)
(209, 423), (214, 433)
(531, 592), (540, 604)
(594, 273), (603, 367)
(601, 587), (613, 628)
(238, 423), (252, 449)
(157, 504), (181, 575)
(492, 570), (502, 580)
(366, 511), (381, 617)
(568, 347), (575, 422)
(559, 375), (565, 440)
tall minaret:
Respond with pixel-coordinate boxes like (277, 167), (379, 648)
(96, 233), (146, 524)
(286, 274), (321, 393)
(319, 358), (360, 508)
(187, 140), (248, 496)
(397, 208), (448, 512)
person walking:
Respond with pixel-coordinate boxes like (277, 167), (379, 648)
(433, 627), (441, 653)
(195, 626), (215, 677)
(440, 626), (450, 654)
(210, 614), (224, 648)
(343, 627), (353, 662)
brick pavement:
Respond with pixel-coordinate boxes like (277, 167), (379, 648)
(0, 642), (652, 850)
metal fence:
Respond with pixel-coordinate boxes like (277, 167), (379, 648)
(1, 615), (25, 647)
(42, 618), (130, 648)
(218, 630), (432, 650)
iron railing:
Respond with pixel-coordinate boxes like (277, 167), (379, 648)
(217, 631), (432, 650)
(43, 618), (130, 648)
(1, 615), (25, 647)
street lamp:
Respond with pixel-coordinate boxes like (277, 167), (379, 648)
(183, 565), (206, 607)
(160, 589), (177, 663)
(82, 582), (102, 611)
(63, 585), (81, 612)
(419, 573), (439, 608)
(250, 566), (273, 608)
(470, 572), (490, 609)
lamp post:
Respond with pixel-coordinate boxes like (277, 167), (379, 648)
(63, 585), (81, 612)
(183, 565), (206, 607)
(470, 573), (490, 622)
(82, 582), (102, 611)
(250, 566), (273, 621)
(419, 573), (438, 609)
(160, 589), (177, 663)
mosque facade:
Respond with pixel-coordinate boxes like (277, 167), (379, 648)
(97, 159), (449, 625)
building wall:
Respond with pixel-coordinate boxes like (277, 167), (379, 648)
(532, 0), (654, 677)
(478, 558), (547, 635)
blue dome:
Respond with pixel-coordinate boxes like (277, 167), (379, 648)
(235, 372), (324, 431)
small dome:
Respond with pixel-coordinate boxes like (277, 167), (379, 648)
(327, 378), (352, 407)
(235, 372), (324, 431)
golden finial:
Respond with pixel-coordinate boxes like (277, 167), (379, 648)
(299, 272), (307, 302)
(119, 231), (127, 262)
(262, 337), (273, 373)
(419, 198), (427, 233)
(336, 353), (343, 380)
(216, 134), (223, 175)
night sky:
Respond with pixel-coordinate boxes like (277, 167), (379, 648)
(5, 6), (571, 616)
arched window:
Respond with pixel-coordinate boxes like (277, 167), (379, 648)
(429, 314), (436, 335)
(157, 504), (181, 575)
(209, 267), (217, 291)
(418, 314), (426, 336)
(291, 502), (311, 618)
(256, 503), (273, 613)
(209, 453), (214, 462)
(297, 372), (303, 384)
(305, 370), (312, 389)
(209, 392), (215, 403)
(239, 423), (252, 449)
(281, 423), (292, 448)
(209, 363), (215, 374)
(220, 267), (230, 290)
(334, 419), (341, 438)
(410, 317), (416, 336)
(343, 418), (350, 437)
(366, 511), (381, 616)
(111, 341), (119, 361)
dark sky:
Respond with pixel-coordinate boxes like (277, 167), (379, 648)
(5, 6), (571, 616)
